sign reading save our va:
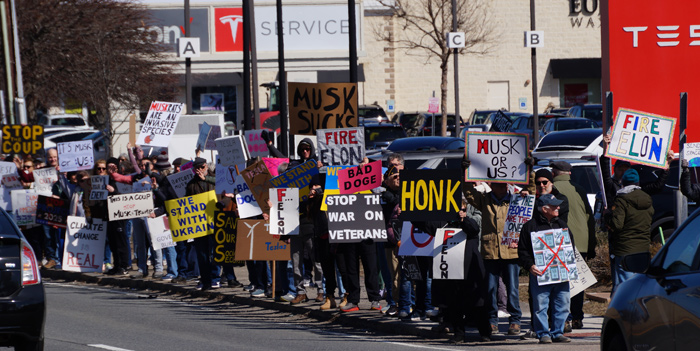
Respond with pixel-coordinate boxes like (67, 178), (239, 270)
(607, 108), (675, 169)
(165, 190), (217, 242)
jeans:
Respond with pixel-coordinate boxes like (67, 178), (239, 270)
(193, 235), (221, 288)
(125, 220), (133, 266)
(376, 242), (395, 306)
(163, 246), (177, 276)
(42, 225), (58, 261)
(291, 235), (322, 295)
(529, 274), (570, 339)
(222, 265), (237, 282)
(611, 254), (636, 295)
(133, 218), (162, 274)
(103, 237), (112, 265)
(398, 256), (432, 315)
(485, 259), (522, 326)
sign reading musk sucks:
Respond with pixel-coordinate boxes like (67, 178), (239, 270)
(400, 169), (462, 221)
(466, 132), (528, 184)
(288, 82), (358, 135)
(326, 194), (387, 243)
(136, 101), (184, 147)
(316, 128), (365, 166)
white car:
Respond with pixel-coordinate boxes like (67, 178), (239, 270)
(531, 128), (603, 160)
(43, 129), (99, 150)
(37, 114), (90, 130)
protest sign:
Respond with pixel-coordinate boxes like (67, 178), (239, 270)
(240, 159), (273, 213)
(32, 167), (58, 196)
(0, 161), (17, 210)
(288, 82), (358, 135)
(569, 247), (597, 297)
(1, 125), (43, 155)
(321, 165), (352, 211)
(683, 142), (700, 167)
(530, 228), (578, 286)
(90, 175), (109, 201)
(233, 175), (263, 219)
(107, 192), (154, 221)
(115, 181), (132, 195)
(35, 195), (68, 228)
(57, 140), (94, 172)
(196, 122), (212, 151)
(167, 169), (194, 198)
(465, 132), (529, 184)
(235, 219), (290, 261)
(245, 130), (271, 158)
(269, 160), (319, 206)
(215, 163), (238, 195)
(132, 177), (152, 193)
(165, 190), (217, 242)
(397, 222), (435, 256)
(11, 189), (38, 225)
(502, 194), (535, 246)
(338, 160), (382, 194)
(489, 111), (514, 132)
(327, 194), (387, 243)
(181, 160), (193, 171)
(2, 173), (22, 190)
(213, 211), (244, 266)
(136, 101), (184, 147)
(62, 216), (106, 273)
(205, 125), (221, 150)
(263, 157), (289, 177)
(316, 127), (365, 166)
(0, 161), (17, 176)
(432, 228), (466, 280)
(607, 108), (675, 168)
(400, 169), (462, 221)
(403, 256), (423, 281)
(146, 215), (176, 250)
(268, 188), (300, 235)
(215, 135), (248, 167)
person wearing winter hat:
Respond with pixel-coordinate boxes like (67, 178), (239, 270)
(154, 151), (171, 171)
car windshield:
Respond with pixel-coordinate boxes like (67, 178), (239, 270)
(387, 138), (464, 152)
(583, 107), (603, 123)
(537, 129), (602, 149)
(471, 111), (495, 124)
(555, 119), (596, 131)
(50, 132), (95, 143)
(365, 127), (405, 143)
(53, 117), (86, 126)
(359, 108), (387, 118)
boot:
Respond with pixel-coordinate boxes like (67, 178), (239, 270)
(290, 294), (308, 305)
(338, 293), (349, 308)
(315, 291), (325, 302)
(320, 296), (337, 310)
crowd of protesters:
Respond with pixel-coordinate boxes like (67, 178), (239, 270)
(11, 129), (687, 344)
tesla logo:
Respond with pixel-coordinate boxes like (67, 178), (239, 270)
(220, 15), (243, 44)
(215, 8), (244, 52)
(623, 25), (700, 47)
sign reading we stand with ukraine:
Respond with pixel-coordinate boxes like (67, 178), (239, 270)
(165, 190), (217, 242)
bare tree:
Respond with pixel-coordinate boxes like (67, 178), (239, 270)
(14, 0), (177, 153)
(375, 0), (496, 136)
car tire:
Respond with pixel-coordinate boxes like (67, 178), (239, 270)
(16, 337), (44, 351)
(604, 332), (626, 351)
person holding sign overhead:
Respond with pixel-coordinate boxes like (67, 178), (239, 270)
(680, 158), (700, 201)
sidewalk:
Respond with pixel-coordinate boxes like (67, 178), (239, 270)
(41, 265), (603, 341)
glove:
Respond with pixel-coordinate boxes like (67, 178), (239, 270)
(461, 158), (471, 169)
(682, 158), (689, 170)
(524, 156), (535, 167)
(261, 130), (271, 144)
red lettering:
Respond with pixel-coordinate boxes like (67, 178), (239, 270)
(277, 188), (286, 199)
(623, 114), (634, 129)
(477, 139), (489, 154)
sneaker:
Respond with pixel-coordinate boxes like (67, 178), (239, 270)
(290, 294), (308, 304)
(539, 335), (552, 344)
(340, 302), (359, 312)
(195, 282), (210, 291)
(107, 267), (128, 276)
(43, 259), (57, 269)
(447, 334), (464, 344)
(315, 292), (325, 302)
(171, 276), (187, 284)
(211, 281), (221, 289)
(243, 284), (255, 291)
(370, 301), (382, 310)
(320, 296), (337, 310)
(425, 308), (439, 317)
(162, 274), (176, 282)
(564, 320), (573, 333)
(572, 319), (584, 329)
(520, 329), (538, 340)
(552, 335), (571, 343)
(491, 324), (499, 334)
(280, 293), (296, 302)
(498, 310), (511, 318)
(228, 280), (242, 288)
(338, 293), (349, 308)
(400, 311), (420, 321)
(385, 305), (399, 316)
(302, 279), (312, 287)
(152, 271), (164, 279)
(507, 323), (521, 335)
(480, 335), (492, 342)
(250, 289), (265, 298)
(103, 263), (113, 272)
(131, 272), (148, 279)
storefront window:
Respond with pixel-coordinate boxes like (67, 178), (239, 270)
(192, 86), (237, 123)
(559, 79), (601, 107)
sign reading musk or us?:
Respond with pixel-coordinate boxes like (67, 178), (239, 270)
(466, 132), (529, 184)
(326, 194), (387, 243)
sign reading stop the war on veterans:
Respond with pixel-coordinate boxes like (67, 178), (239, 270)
(137, 101), (184, 147)
(146, 215), (176, 250)
(316, 127), (365, 166)
(338, 160), (382, 194)
(466, 131), (529, 184)
(36, 195), (68, 228)
(62, 216), (106, 273)
(214, 211), (243, 266)
(607, 108), (676, 169)
(1, 125), (43, 155)
(502, 194), (535, 246)
(167, 168), (194, 198)
(240, 159), (273, 214)
(235, 219), (290, 261)
(397, 222), (435, 256)
(326, 194), (387, 243)
(288, 82), (358, 135)
(269, 188), (300, 235)
(245, 130), (272, 159)
(165, 190), (217, 242)
(269, 160), (318, 205)
(57, 140), (94, 172)
(11, 189), (38, 226)
(433, 228), (467, 280)
(32, 167), (58, 196)
(400, 169), (462, 221)
(107, 192), (154, 221)
(531, 228), (578, 286)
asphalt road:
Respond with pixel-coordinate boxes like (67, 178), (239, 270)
(44, 282), (599, 351)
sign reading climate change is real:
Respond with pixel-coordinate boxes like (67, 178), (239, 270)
(607, 108), (676, 169)
(137, 101), (184, 148)
(466, 132), (528, 184)
(288, 82), (358, 135)
(400, 169), (462, 221)
(326, 194), (387, 243)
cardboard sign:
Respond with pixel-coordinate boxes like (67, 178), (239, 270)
(268, 188), (300, 235)
(107, 192), (154, 221)
(146, 215), (176, 250)
(213, 211), (243, 266)
(35, 195), (69, 228)
(136, 101), (184, 147)
(288, 82), (358, 135)
(465, 132), (529, 184)
(397, 222), (435, 256)
(62, 216), (106, 273)
(205, 125), (221, 150)
(327, 194), (387, 243)
(263, 157), (289, 177)
(132, 177), (152, 193)
(196, 122), (212, 151)
(316, 127), (365, 166)
(32, 167), (58, 196)
(245, 130), (272, 158)
(489, 112), (514, 132)
(1, 125), (43, 154)
(683, 142), (700, 167)
(338, 160), (382, 194)
(165, 190), (217, 242)
(240, 160), (273, 213)
(167, 169), (194, 198)
(235, 219), (290, 261)
(530, 228), (578, 286)
(269, 160), (319, 206)
(607, 108), (675, 168)
(502, 195), (535, 246)
(215, 135), (248, 167)
(11, 189), (38, 226)
(90, 175), (109, 201)
(400, 169), (462, 221)
(57, 140), (94, 172)
(569, 247), (597, 297)
(432, 228), (466, 280)
(233, 175), (263, 219)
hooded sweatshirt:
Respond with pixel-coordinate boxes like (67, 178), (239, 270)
(607, 185), (654, 256)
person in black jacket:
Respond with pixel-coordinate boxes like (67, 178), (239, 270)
(518, 194), (573, 344)
(680, 159), (700, 201)
(186, 157), (219, 291)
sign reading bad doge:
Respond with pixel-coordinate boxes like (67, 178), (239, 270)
(400, 169), (462, 221)
(326, 194), (387, 243)
(466, 132), (528, 184)
(607, 108), (675, 169)
(288, 82), (358, 135)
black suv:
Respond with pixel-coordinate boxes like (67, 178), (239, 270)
(0, 208), (45, 350)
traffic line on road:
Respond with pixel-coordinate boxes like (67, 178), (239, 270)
(88, 344), (134, 351)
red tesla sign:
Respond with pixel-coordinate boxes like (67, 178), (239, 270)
(215, 8), (244, 52)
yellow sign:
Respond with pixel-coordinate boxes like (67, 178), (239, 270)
(165, 190), (217, 242)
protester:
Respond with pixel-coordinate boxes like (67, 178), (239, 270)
(104, 157), (132, 275)
(380, 166), (401, 316)
(680, 159), (700, 201)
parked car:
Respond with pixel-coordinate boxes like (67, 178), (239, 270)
(393, 111), (461, 137)
(0, 207), (45, 350)
(461, 111), (531, 137)
(531, 128), (603, 160)
(534, 159), (600, 210)
(508, 113), (565, 146)
(566, 103), (603, 127)
(363, 122), (407, 151)
(467, 109), (504, 125)
(37, 113), (90, 129)
(549, 107), (570, 115)
(43, 129), (100, 150)
(370, 136), (465, 170)
(540, 116), (598, 137)
(358, 104), (389, 124)
(601, 206), (700, 351)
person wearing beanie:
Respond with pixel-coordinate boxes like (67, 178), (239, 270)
(154, 151), (171, 171)
(605, 168), (653, 294)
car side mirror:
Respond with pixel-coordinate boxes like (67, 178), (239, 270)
(621, 252), (651, 273)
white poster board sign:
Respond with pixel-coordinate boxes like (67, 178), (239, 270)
(136, 101), (184, 148)
(607, 108), (675, 169)
(244, 130), (271, 158)
(268, 187), (299, 235)
(57, 140), (94, 172)
(234, 176), (263, 219)
(397, 222), (436, 256)
(147, 215), (176, 250)
(215, 135), (248, 167)
(316, 127), (365, 166)
(466, 132), (529, 184)
(502, 195), (535, 246)
(530, 228), (578, 286)
(62, 216), (106, 273)
(0, 162), (19, 211)
(107, 192), (155, 221)
(132, 177), (152, 193)
(683, 142), (700, 167)
(568, 247), (597, 297)
(11, 189), (38, 225)
(0, 161), (17, 176)
(432, 228), (466, 280)
(2, 173), (22, 190)
(32, 167), (58, 196)
(167, 169), (194, 198)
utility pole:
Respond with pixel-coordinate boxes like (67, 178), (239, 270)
(242, 0), (251, 130)
(184, 0), (192, 114)
(9, 0), (25, 123)
(248, 2), (260, 129)
(451, 0), (460, 138)
(530, 0), (539, 143)
(348, 0), (357, 83)
(276, 0), (288, 155)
